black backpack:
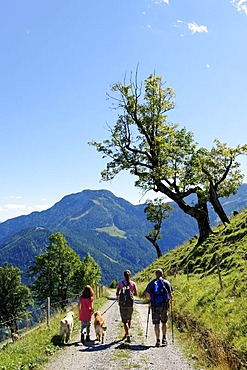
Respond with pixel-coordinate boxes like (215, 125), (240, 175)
(119, 282), (134, 307)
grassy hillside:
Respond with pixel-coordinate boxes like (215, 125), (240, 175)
(134, 209), (247, 370)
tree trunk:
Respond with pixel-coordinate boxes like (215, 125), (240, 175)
(156, 182), (213, 245)
(145, 235), (162, 258)
(194, 202), (212, 245)
(209, 182), (230, 225)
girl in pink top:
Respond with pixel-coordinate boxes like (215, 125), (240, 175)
(78, 285), (94, 344)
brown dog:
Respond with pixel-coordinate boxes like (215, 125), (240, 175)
(94, 311), (107, 344)
(60, 311), (74, 343)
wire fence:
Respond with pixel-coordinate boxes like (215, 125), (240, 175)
(0, 284), (105, 344)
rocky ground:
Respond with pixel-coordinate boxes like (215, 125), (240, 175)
(42, 296), (196, 370)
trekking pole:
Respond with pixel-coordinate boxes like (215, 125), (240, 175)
(145, 304), (151, 338)
(101, 299), (117, 316)
(170, 298), (174, 344)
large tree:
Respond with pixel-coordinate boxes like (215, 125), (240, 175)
(89, 73), (246, 245)
(29, 233), (101, 309)
(144, 198), (173, 258)
(0, 263), (33, 335)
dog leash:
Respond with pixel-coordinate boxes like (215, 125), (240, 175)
(101, 299), (118, 316)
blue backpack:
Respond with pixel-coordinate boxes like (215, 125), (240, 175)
(153, 278), (168, 304)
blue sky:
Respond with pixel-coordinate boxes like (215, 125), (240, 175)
(0, 0), (247, 222)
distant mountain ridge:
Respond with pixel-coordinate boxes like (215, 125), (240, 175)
(0, 185), (247, 285)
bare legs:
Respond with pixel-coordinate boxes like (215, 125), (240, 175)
(154, 322), (167, 346)
(155, 322), (167, 338)
(123, 319), (131, 342)
(124, 319), (131, 335)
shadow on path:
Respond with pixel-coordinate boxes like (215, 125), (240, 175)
(78, 339), (153, 353)
(115, 343), (151, 351)
(51, 335), (79, 347)
(79, 339), (122, 352)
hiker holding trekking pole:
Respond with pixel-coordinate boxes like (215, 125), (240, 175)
(145, 269), (173, 347)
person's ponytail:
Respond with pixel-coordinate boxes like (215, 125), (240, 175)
(124, 269), (131, 284)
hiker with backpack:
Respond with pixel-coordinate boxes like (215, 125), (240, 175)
(116, 269), (137, 343)
(145, 268), (173, 347)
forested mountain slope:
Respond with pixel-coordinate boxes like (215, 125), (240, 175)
(0, 185), (247, 285)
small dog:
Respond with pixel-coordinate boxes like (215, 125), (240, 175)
(11, 333), (19, 342)
(94, 311), (107, 344)
(60, 311), (74, 343)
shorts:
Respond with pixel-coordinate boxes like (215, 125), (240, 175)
(151, 304), (168, 325)
(119, 306), (133, 323)
(80, 320), (91, 333)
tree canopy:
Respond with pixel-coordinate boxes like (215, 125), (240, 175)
(71, 253), (101, 295)
(0, 263), (33, 335)
(28, 232), (101, 309)
(89, 72), (246, 245)
(195, 139), (247, 225)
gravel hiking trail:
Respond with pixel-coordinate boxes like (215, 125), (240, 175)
(43, 293), (195, 370)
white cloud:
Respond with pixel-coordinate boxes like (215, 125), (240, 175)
(0, 194), (52, 221)
(173, 20), (182, 29)
(173, 20), (208, 36)
(187, 22), (208, 34)
(4, 204), (26, 210)
(152, 0), (169, 5)
(206, 64), (210, 68)
(34, 204), (51, 211)
(231, 0), (247, 15)
(0, 202), (52, 222)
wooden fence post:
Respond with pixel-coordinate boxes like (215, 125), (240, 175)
(46, 297), (50, 327)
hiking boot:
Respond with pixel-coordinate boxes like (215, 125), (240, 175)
(125, 335), (131, 343)
(155, 339), (160, 347)
(86, 335), (90, 342)
(81, 333), (85, 344)
(162, 337), (167, 346)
